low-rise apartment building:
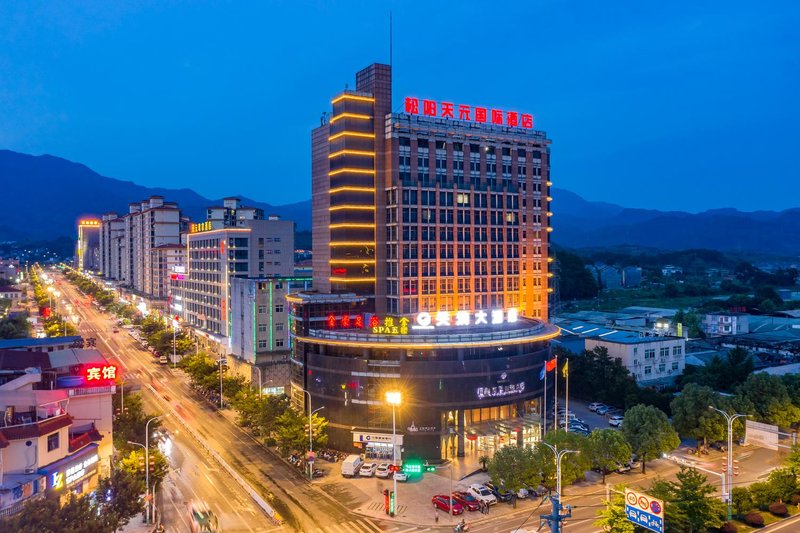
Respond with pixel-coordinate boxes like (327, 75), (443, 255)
(586, 331), (686, 385)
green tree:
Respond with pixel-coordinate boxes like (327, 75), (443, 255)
(118, 448), (170, 490)
(649, 467), (725, 533)
(275, 409), (328, 454)
(621, 404), (680, 473)
(95, 467), (145, 530)
(731, 486), (755, 516)
(487, 444), (539, 493)
(736, 373), (800, 428)
(540, 430), (591, 489)
(670, 384), (727, 449)
(586, 429), (632, 483)
(112, 392), (161, 450)
(594, 486), (637, 533)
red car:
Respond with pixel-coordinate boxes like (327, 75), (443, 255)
(452, 491), (481, 511)
(431, 495), (464, 515)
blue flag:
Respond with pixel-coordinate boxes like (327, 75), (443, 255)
(539, 365), (546, 381)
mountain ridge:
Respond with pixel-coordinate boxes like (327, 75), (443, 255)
(1, 149), (797, 254)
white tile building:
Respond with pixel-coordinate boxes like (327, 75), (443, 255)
(586, 331), (686, 384)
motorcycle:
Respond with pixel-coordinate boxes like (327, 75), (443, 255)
(454, 521), (469, 532)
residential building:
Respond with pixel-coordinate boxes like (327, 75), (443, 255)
(0, 347), (115, 516)
(0, 337), (82, 352)
(99, 213), (126, 280)
(622, 266), (642, 288)
(228, 276), (312, 390)
(171, 199), (294, 353)
(701, 312), (750, 336)
(148, 244), (184, 299)
(0, 287), (22, 303)
(586, 332), (686, 385)
(311, 63), (552, 319)
(75, 219), (100, 272)
(661, 265), (683, 276)
(595, 265), (622, 289)
(0, 259), (21, 282)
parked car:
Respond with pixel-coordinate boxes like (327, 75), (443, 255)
(589, 402), (606, 412)
(359, 462), (378, 477)
(431, 495), (463, 515)
(596, 405), (612, 415)
(451, 491), (481, 511)
(616, 463), (632, 474)
(394, 471), (408, 482)
(516, 487), (529, 499)
(605, 408), (623, 418)
(158, 355), (169, 364)
(609, 415), (624, 427)
(375, 463), (391, 479)
(112, 328), (119, 333)
(467, 483), (497, 506)
(484, 482), (513, 503)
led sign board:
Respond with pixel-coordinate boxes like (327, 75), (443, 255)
(404, 97), (534, 129)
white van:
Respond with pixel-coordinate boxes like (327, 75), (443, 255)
(341, 454), (364, 477)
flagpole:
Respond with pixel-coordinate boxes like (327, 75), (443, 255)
(543, 365), (547, 437)
(565, 361), (569, 432)
(554, 355), (558, 431)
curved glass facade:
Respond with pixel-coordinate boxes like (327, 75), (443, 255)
(290, 314), (556, 460)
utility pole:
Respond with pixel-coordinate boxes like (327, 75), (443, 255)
(540, 493), (572, 533)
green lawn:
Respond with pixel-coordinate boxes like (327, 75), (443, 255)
(731, 505), (799, 532)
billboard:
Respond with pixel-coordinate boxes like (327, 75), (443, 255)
(745, 419), (779, 450)
(625, 487), (664, 533)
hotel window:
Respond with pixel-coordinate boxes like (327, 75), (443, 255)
(644, 349), (655, 359)
(276, 339), (284, 347)
(456, 193), (470, 206)
(673, 346), (682, 356)
(644, 366), (652, 375)
(658, 364), (666, 373)
(258, 324), (267, 332)
(258, 305), (266, 314)
(258, 340), (268, 349)
(672, 362), (679, 371)
(47, 432), (59, 451)
(660, 347), (670, 358)
(275, 323), (284, 331)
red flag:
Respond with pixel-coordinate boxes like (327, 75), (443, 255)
(545, 358), (557, 372)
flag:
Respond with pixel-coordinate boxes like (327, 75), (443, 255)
(539, 365), (546, 381)
(562, 360), (569, 378)
(545, 358), (557, 372)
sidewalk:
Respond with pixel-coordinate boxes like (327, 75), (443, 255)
(120, 512), (158, 533)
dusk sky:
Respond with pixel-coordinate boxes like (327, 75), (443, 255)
(1, 1), (798, 211)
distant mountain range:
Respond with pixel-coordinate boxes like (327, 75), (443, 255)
(1, 149), (798, 255)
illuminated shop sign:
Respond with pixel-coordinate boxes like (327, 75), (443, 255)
(476, 382), (526, 400)
(326, 313), (365, 330)
(370, 315), (410, 335)
(85, 364), (118, 383)
(190, 221), (212, 233)
(404, 97), (534, 129)
(414, 308), (518, 330)
(50, 453), (99, 490)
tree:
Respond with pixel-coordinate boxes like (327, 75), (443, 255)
(649, 466), (725, 533)
(621, 404), (680, 473)
(735, 373), (800, 428)
(95, 467), (145, 530)
(112, 392), (161, 450)
(540, 430), (591, 489)
(275, 409), (328, 454)
(586, 429), (632, 483)
(488, 444), (539, 493)
(670, 384), (727, 449)
(118, 448), (170, 490)
(594, 486), (637, 533)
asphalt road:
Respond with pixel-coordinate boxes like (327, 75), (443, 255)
(55, 272), (420, 533)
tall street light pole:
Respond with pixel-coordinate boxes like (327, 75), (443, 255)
(145, 414), (165, 524)
(709, 406), (749, 521)
(301, 387), (324, 481)
(385, 391), (402, 517)
(540, 442), (578, 498)
(254, 366), (263, 399)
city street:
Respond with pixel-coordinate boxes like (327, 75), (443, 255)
(53, 271), (788, 533)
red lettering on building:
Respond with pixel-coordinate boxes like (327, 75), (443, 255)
(422, 100), (437, 116)
(491, 109), (503, 125)
(354, 315), (364, 329)
(521, 114), (533, 129)
(341, 315), (351, 328)
(441, 102), (454, 118)
(475, 107), (487, 123)
(327, 313), (337, 329)
(369, 315), (380, 329)
(458, 104), (471, 121)
(404, 97), (419, 114)
(506, 111), (519, 127)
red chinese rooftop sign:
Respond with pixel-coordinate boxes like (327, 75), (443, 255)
(84, 364), (118, 384)
(404, 97), (534, 129)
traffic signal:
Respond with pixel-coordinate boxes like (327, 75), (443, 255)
(148, 455), (156, 471)
(388, 464), (400, 473)
(424, 464), (437, 473)
(138, 456), (145, 472)
(403, 460), (422, 474)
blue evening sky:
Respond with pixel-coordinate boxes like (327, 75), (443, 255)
(1, 1), (798, 211)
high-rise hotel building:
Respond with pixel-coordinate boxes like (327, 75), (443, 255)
(293, 64), (557, 460)
(312, 63), (551, 319)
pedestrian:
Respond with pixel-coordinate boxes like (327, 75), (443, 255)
(434, 505), (439, 523)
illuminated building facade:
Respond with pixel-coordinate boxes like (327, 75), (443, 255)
(297, 63), (555, 460)
(75, 219), (100, 273)
(170, 200), (294, 352)
(312, 63), (552, 319)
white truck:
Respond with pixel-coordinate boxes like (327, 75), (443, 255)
(341, 454), (364, 477)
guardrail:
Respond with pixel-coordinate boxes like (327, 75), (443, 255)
(145, 384), (283, 525)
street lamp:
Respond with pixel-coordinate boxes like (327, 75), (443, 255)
(709, 406), (749, 521)
(131, 414), (167, 524)
(253, 366), (263, 399)
(540, 442), (578, 498)
(300, 388), (325, 480)
(385, 391), (402, 517)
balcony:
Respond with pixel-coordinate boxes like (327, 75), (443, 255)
(0, 412), (73, 441)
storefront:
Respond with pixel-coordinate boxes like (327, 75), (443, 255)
(352, 431), (403, 462)
(40, 443), (100, 497)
